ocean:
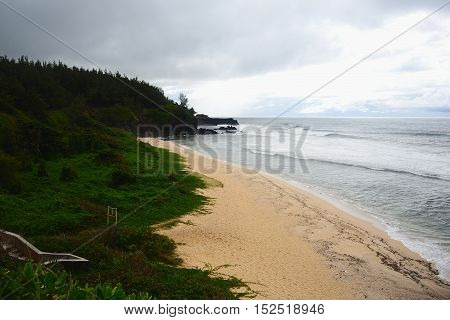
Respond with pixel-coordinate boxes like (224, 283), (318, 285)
(173, 118), (450, 280)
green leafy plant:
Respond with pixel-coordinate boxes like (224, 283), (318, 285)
(0, 262), (149, 300)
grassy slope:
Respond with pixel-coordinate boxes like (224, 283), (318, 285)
(0, 133), (249, 299)
(0, 133), (204, 236)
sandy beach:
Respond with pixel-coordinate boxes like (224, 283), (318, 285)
(142, 138), (450, 299)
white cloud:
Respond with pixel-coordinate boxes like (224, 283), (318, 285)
(169, 10), (450, 116)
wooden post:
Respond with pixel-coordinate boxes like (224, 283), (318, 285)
(107, 206), (118, 225)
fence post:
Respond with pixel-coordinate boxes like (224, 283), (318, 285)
(107, 206), (118, 225)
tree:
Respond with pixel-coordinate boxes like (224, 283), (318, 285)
(179, 93), (189, 108)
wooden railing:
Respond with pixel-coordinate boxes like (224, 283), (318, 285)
(0, 229), (88, 268)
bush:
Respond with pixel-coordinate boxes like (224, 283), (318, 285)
(111, 170), (136, 188)
(105, 227), (181, 265)
(0, 153), (22, 193)
(95, 149), (125, 165)
(59, 166), (78, 182)
(37, 162), (48, 177)
(20, 157), (33, 172)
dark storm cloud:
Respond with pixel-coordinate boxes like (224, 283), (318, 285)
(0, 0), (447, 81)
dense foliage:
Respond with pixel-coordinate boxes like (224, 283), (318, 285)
(0, 262), (150, 300)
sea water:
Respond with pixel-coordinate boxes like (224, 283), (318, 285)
(174, 118), (450, 280)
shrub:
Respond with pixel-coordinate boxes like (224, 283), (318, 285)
(20, 157), (33, 172)
(37, 162), (48, 177)
(111, 170), (136, 188)
(78, 199), (106, 226)
(0, 153), (22, 193)
(95, 149), (125, 165)
(105, 227), (181, 265)
(59, 166), (78, 182)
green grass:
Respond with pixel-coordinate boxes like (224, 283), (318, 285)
(0, 133), (205, 236)
(0, 133), (251, 299)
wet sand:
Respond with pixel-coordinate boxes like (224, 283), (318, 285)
(142, 138), (450, 299)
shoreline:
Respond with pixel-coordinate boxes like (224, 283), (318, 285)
(267, 175), (386, 231)
(142, 138), (450, 299)
(275, 173), (450, 283)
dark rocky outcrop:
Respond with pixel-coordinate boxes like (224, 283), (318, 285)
(216, 126), (237, 131)
(197, 128), (219, 135)
(196, 114), (239, 126)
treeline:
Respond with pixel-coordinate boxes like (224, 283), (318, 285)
(0, 56), (197, 192)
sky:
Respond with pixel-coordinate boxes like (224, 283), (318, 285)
(1, 0), (449, 117)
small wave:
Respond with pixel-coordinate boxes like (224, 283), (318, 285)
(411, 132), (450, 137)
(244, 147), (277, 157)
(386, 131), (450, 138)
(242, 148), (450, 182)
(307, 158), (450, 182)
(323, 133), (365, 140)
(306, 131), (370, 140)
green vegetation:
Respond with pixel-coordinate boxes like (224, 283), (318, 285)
(0, 136), (206, 236)
(0, 261), (150, 300)
(0, 57), (249, 299)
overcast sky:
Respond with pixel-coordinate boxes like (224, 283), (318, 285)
(1, 0), (449, 117)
